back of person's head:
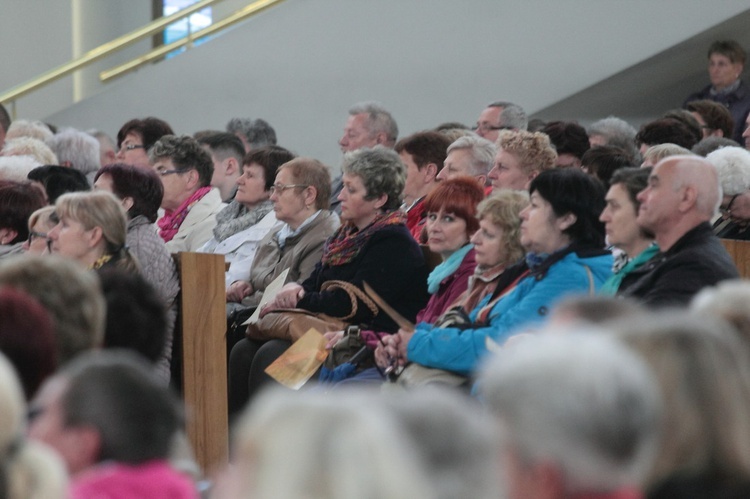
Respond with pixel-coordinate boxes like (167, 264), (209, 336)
(446, 135), (496, 176)
(95, 163), (163, 222)
(496, 129), (557, 175)
(692, 279), (750, 355)
(341, 146), (405, 211)
(278, 157), (332, 210)
(0, 287), (56, 400)
(549, 294), (644, 327)
(612, 312), (750, 487)
(708, 39), (746, 65)
(642, 143), (694, 167)
(706, 146), (750, 196)
(226, 118), (277, 150)
(2, 137), (58, 165)
(588, 116), (639, 159)
(0, 351), (67, 498)
(0, 181), (46, 243)
(581, 145), (634, 189)
(394, 131), (452, 173)
(243, 145), (297, 191)
(149, 134), (214, 187)
(423, 176), (485, 236)
(0, 104), (10, 136)
(636, 118), (700, 151)
(529, 168), (607, 247)
(0, 155), (42, 183)
(685, 100), (735, 139)
(541, 120), (591, 163)
(0, 254), (105, 363)
(46, 128), (101, 176)
(661, 109), (703, 146)
(692, 136), (741, 156)
(98, 270), (167, 364)
(196, 131), (245, 164)
(5, 120), (53, 143)
(60, 350), (183, 465)
(231, 388), (433, 499)
(116, 117), (174, 152)
(383, 388), (500, 499)
(480, 332), (660, 495)
(27, 164), (90, 203)
(348, 102), (399, 147)
(668, 155), (722, 218)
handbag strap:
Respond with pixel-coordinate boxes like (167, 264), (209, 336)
(320, 280), (379, 321)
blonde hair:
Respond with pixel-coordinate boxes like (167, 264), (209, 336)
(476, 189), (530, 264)
(0, 352), (67, 498)
(55, 191), (139, 272)
(231, 388), (433, 499)
(496, 129), (557, 175)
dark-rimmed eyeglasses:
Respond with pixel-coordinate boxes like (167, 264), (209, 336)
(119, 144), (145, 152)
(156, 168), (188, 177)
(28, 231), (48, 243)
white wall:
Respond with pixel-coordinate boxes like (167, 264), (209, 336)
(7, 0), (749, 168)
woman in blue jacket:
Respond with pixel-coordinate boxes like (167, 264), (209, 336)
(377, 168), (613, 377)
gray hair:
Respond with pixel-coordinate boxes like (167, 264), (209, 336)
(480, 331), (660, 493)
(341, 146), (405, 210)
(643, 143), (694, 166)
(692, 136), (740, 157)
(706, 146), (750, 196)
(488, 101), (528, 130)
(226, 118), (277, 148)
(0, 155), (42, 182)
(447, 135), (496, 176)
(383, 389), (501, 499)
(349, 101), (399, 146)
(232, 388), (434, 499)
(612, 311), (750, 487)
(47, 128), (100, 175)
(588, 116), (639, 160)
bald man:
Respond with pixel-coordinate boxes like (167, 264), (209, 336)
(618, 155), (738, 306)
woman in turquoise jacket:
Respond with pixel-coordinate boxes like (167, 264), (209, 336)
(377, 169), (613, 376)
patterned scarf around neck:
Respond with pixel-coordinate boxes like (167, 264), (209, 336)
(321, 210), (405, 267)
(212, 199), (273, 242)
(158, 186), (213, 243)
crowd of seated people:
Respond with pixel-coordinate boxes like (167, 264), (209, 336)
(2, 36), (750, 498)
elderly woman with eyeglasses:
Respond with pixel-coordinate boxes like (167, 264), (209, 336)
(226, 157), (340, 307)
(199, 146), (296, 287)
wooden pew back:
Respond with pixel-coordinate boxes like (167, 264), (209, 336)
(173, 252), (228, 474)
(720, 239), (750, 279)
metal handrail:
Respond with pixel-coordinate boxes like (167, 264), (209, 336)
(0, 0), (220, 105)
(100, 0), (286, 82)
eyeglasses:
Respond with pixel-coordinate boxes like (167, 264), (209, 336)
(471, 124), (513, 133)
(156, 168), (188, 177)
(721, 193), (740, 215)
(28, 231), (48, 243)
(120, 144), (145, 152)
(269, 183), (308, 194)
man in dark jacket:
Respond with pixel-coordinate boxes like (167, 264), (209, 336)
(619, 155), (738, 306)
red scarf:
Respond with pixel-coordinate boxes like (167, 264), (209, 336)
(322, 210), (405, 267)
(158, 186), (212, 243)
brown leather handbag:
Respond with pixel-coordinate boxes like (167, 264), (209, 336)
(245, 280), (378, 342)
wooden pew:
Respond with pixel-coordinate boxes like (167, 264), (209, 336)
(173, 252), (228, 474)
(720, 239), (750, 279)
